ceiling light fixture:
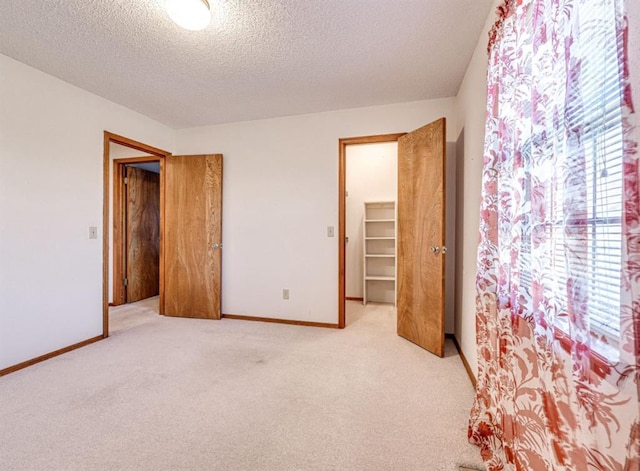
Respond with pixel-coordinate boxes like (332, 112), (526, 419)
(165, 0), (212, 31)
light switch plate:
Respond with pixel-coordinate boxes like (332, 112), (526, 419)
(327, 226), (335, 237)
(89, 226), (98, 239)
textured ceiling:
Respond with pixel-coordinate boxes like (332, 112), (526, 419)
(0, 0), (494, 129)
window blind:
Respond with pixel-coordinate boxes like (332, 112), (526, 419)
(519, 3), (624, 347)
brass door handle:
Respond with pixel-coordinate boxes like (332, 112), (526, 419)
(430, 246), (440, 254)
(212, 243), (223, 249)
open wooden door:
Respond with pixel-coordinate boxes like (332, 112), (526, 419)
(125, 166), (160, 303)
(163, 154), (223, 319)
(397, 118), (446, 357)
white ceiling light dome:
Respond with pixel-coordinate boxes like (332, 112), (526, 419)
(165, 0), (212, 31)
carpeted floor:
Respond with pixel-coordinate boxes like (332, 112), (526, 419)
(0, 299), (484, 470)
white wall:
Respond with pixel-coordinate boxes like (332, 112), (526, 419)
(175, 99), (456, 324)
(0, 54), (173, 370)
(345, 142), (398, 299)
(453, 0), (500, 376)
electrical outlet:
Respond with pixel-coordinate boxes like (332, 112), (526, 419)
(327, 226), (335, 237)
(283, 289), (290, 300)
(89, 226), (98, 239)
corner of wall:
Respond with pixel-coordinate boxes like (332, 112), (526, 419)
(451, 0), (500, 380)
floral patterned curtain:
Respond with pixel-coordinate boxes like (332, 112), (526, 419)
(469, 0), (639, 469)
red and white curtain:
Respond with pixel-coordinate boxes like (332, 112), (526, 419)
(469, 0), (640, 469)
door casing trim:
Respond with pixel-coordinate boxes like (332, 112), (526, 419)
(337, 133), (406, 328)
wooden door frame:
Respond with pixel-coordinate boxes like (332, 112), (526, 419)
(337, 133), (406, 328)
(112, 156), (163, 307)
(103, 132), (171, 338)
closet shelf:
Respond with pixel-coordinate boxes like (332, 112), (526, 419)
(363, 201), (396, 306)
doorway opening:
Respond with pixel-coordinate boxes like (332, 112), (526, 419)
(338, 134), (405, 329)
(112, 157), (161, 307)
(343, 139), (400, 328)
(103, 132), (171, 338)
(110, 157), (162, 335)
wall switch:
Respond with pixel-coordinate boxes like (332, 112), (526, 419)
(89, 226), (98, 239)
(327, 226), (335, 237)
(283, 289), (290, 300)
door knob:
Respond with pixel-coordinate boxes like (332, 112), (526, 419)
(212, 243), (223, 249)
(430, 246), (440, 254)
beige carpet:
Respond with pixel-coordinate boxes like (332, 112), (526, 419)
(0, 299), (484, 470)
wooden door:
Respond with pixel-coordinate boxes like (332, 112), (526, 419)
(163, 154), (223, 319)
(397, 118), (446, 357)
(125, 167), (160, 302)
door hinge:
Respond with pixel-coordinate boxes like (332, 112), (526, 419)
(124, 177), (128, 185)
(123, 278), (128, 287)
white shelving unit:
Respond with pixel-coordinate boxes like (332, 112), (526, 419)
(363, 201), (396, 305)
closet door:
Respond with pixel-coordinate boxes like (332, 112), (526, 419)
(163, 154), (223, 319)
(125, 167), (160, 303)
(397, 118), (446, 357)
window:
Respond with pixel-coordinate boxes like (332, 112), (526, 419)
(518, 3), (625, 360)
(472, 0), (638, 466)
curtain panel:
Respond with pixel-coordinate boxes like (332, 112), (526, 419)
(469, 0), (639, 469)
